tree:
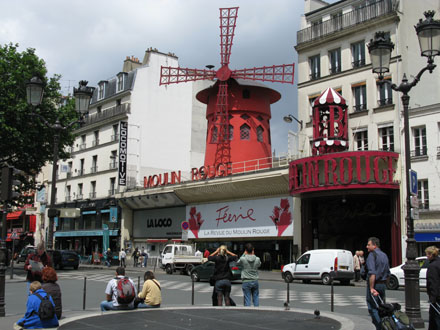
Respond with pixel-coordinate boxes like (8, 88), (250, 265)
(0, 43), (78, 196)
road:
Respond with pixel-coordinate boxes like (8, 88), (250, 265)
(4, 266), (430, 323)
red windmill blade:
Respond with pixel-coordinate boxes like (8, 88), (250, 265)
(159, 6), (295, 168)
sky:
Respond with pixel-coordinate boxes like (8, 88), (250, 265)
(0, 0), (337, 155)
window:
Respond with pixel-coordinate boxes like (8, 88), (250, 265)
(377, 79), (393, 106)
(308, 94), (320, 118)
(355, 130), (368, 150)
(98, 82), (105, 100)
(77, 183), (83, 200)
(240, 124), (250, 140)
(91, 155), (98, 173)
(90, 181), (96, 198)
(257, 126), (264, 142)
(309, 55), (320, 80)
(93, 130), (99, 147)
(413, 127), (427, 156)
(109, 178), (116, 196)
(418, 180), (429, 210)
(329, 48), (341, 74)
(112, 124), (119, 142)
(110, 151), (117, 169)
(117, 74), (125, 92)
(379, 126), (394, 151)
(352, 84), (367, 112)
(79, 159), (85, 176)
(66, 186), (71, 202)
(80, 135), (86, 150)
(241, 114), (250, 120)
(351, 41), (365, 68)
(67, 161), (73, 178)
(226, 125), (233, 141)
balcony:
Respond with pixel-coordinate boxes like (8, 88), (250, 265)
(419, 202), (429, 210)
(79, 144), (86, 150)
(66, 195), (71, 202)
(90, 166), (98, 174)
(89, 192), (96, 199)
(377, 98), (393, 107)
(77, 194), (83, 200)
(109, 162), (117, 170)
(111, 135), (119, 142)
(297, 0), (395, 45)
(108, 189), (117, 196)
(411, 148), (428, 157)
(92, 139), (100, 147)
(353, 104), (367, 112)
(83, 103), (130, 126)
(329, 66), (341, 75)
(309, 72), (320, 80)
(78, 169), (85, 176)
(352, 59), (366, 68)
(66, 172), (72, 179)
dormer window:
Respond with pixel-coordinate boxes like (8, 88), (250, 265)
(117, 73), (126, 92)
(98, 81), (107, 100)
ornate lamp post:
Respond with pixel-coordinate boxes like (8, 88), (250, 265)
(368, 11), (440, 328)
(26, 79), (95, 250)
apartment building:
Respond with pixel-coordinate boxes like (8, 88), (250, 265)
(36, 48), (209, 254)
(294, 0), (440, 261)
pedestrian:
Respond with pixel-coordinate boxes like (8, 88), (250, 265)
(42, 267), (62, 320)
(237, 243), (261, 306)
(208, 245), (238, 306)
(24, 242), (52, 294)
(119, 249), (126, 268)
(135, 271), (161, 308)
(365, 237), (390, 330)
(132, 247), (139, 267)
(426, 245), (440, 330)
(14, 281), (58, 329)
(353, 251), (361, 282)
(142, 247), (149, 267)
(195, 249), (202, 257)
(105, 248), (112, 267)
(100, 266), (136, 311)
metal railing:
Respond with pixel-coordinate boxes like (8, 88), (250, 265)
(377, 98), (393, 107)
(78, 169), (85, 176)
(89, 192), (96, 199)
(92, 139), (99, 147)
(309, 72), (320, 80)
(83, 103), (130, 126)
(297, 0), (394, 44)
(411, 148), (428, 157)
(79, 144), (86, 150)
(66, 195), (71, 202)
(111, 135), (119, 142)
(330, 66), (341, 75)
(353, 104), (367, 112)
(90, 166), (98, 173)
(109, 162), (117, 170)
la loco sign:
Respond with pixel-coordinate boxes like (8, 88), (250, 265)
(289, 151), (399, 195)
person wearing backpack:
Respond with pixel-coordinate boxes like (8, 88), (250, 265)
(100, 266), (137, 311)
(426, 246), (440, 330)
(135, 271), (161, 308)
(14, 281), (58, 329)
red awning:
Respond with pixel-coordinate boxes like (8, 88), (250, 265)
(7, 211), (23, 220)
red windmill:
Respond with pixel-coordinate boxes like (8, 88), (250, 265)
(160, 7), (294, 170)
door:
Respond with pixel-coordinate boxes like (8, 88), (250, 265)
(293, 253), (311, 279)
(161, 245), (173, 266)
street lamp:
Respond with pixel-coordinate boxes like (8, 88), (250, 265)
(283, 114), (303, 130)
(26, 79), (95, 250)
(368, 10), (440, 328)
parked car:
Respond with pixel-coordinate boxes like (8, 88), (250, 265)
(47, 250), (79, 270)
(387, 256), (428, 290)
(16, 246), (35, 264)
(190, 261), (242, 282)
(282, 249), (354, 285)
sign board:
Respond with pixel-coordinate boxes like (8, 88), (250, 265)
(182, 229), (188, 241)
(411, 196), (419, 208)
(411, 208), (420, 220)
(118, 121), (128, 186)
(132, 207), (184, 238)
(410, 169), (418, 196)
(181, 221), (189, 231)
(59, 208), (81, 218)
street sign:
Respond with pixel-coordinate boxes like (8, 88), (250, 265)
(411, 208), (420, 220)
(59, 208), (81, 218)
(182, 230), (188, 241)
(411, 196), (419, 208)
(409, 169), (418, 196)
(181, 221), (189, 231)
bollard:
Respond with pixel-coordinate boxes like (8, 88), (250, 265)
(191, 276), (195, 305)
(287, 282), (290, 304)
(330, 280), (334, 312)
(138, 276), (141, 294)
(83, 277), (87, 310)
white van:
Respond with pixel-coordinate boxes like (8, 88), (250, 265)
(282, 249), (354, 285)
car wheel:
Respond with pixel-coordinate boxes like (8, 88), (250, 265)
(321, 273), (331, 285)
(165, 264), (173, 274)
(387, 275), (399, 290)
(284, 272), (293, 283)
(191, 271), (200, 282)
(186, 264), (195, 276)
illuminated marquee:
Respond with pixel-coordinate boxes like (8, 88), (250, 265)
(289, 151), (399, 194)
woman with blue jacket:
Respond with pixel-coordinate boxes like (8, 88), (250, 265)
(14, 281), (58, 329)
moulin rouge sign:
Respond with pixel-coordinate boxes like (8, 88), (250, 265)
(144, 162), (232, 188)
(289, 151), (400, 194)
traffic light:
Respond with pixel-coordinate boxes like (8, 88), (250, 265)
(1, 166), (21, 202)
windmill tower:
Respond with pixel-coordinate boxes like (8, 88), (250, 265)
(160, 7), (294, 169)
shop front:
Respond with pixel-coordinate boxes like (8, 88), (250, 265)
(187, 196), (294, 269)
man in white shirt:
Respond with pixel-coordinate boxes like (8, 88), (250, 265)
(119, 249), (126, 268)
(100, 267), (136, 311)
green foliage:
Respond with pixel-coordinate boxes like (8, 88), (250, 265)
(0, 43), (79, 196)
